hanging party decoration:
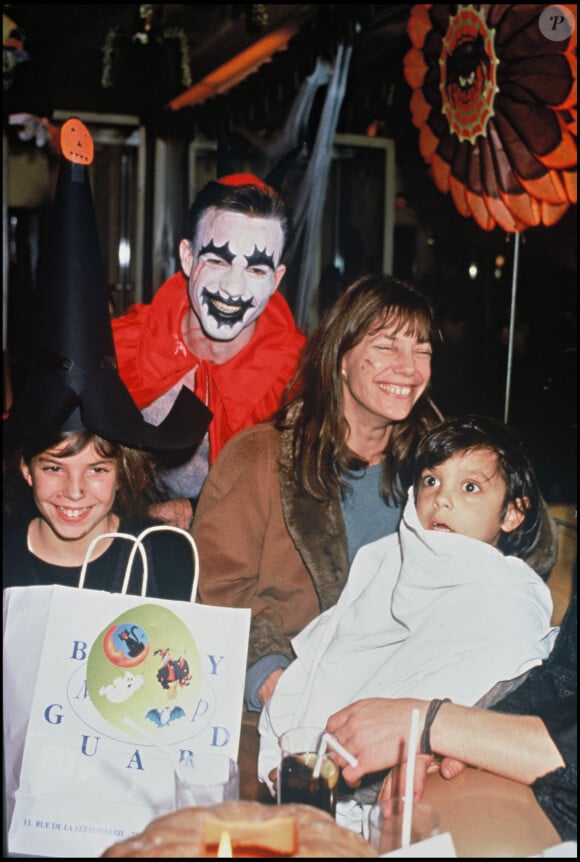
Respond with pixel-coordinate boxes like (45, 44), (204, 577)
(403, 4), (577, 232)
(101, 5), (192, 92)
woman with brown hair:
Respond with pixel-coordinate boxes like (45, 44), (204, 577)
(193, 273), (444, 710)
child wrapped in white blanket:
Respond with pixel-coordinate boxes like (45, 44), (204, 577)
(258, 417), (558, 792)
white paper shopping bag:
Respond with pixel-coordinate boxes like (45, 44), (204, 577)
(4, 527), (251, 858)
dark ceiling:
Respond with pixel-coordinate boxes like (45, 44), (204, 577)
(4, 3), (577, 280)
(4, 4), (414, 138)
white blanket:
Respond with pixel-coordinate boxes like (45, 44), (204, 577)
(258, 490), (557, 790)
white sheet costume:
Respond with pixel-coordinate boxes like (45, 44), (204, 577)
(258, 489), (557, 791)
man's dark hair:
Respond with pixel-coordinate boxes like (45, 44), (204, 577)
(188, 180), (290, 259)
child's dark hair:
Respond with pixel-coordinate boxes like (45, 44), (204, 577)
(413, 415), (557, 578)
(3, 431), (161, 522)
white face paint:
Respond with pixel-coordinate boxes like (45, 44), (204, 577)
(183, 208), (286, 342)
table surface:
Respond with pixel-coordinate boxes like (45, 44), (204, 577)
(238, 710), (562, 858)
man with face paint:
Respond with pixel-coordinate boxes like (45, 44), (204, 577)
(112, 175), (306, 529)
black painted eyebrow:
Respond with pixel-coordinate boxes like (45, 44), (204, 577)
(245, 246), (275, 270)
(199, 240), (235, 264)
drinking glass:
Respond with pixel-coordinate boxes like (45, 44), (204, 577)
(277, 726), (339, 816)
(175, 752), (239, 808)
(367, 796), (440, 853)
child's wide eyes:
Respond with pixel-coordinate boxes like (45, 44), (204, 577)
(420, 476), (482, 492)
(463, 481), (481, 493)
(422, 475), (439, 487)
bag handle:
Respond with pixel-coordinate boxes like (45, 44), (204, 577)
(123, 525), (199, 602)
(78, 526), (199, 601)
(78, 532), (150, 595)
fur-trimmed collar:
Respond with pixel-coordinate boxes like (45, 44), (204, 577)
(278, 417), (350, 610)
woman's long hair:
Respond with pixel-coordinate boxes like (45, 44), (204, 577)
(275, 273), (443, 503)
(3, 431), (161, 522)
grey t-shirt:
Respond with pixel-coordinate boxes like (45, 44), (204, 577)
(340, 464), (402, 565)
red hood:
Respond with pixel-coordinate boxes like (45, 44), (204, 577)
(113, 272), (306, 462)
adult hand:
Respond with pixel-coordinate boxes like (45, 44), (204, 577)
(325, 697), (429, 785)
(148, 499), (194, 531)
(258, 668), (285, 706)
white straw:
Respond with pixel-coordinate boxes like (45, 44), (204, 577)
(312, 731), (358, 779)
(323, 732), (358, 767)
(312, 734), (328, 779)
(401, 708), (421, 848)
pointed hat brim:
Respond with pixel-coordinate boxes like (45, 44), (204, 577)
(4, 362), (211, 451)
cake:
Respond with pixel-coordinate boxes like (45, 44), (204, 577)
(101, 800), (377, 857)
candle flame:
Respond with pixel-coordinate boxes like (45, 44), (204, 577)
(217, 830), (233, 857)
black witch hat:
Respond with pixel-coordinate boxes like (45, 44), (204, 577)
(4, 117), (212, 450)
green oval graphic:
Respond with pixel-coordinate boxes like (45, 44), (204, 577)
(87, 604), (201, 736)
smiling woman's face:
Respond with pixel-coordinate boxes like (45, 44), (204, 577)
(341, 322), (433, 428)
(180, 208), (286, 341)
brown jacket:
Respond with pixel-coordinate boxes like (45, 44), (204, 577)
(193, 421), (350, 667)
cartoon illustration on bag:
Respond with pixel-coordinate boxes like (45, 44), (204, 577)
(4, 528), (250, 859)
(154, 646), (192, 691)
(85, 604), (204, 741)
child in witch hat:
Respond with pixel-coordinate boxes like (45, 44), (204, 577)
(3, 118), (210, 597)
(112, 140), (306, 529)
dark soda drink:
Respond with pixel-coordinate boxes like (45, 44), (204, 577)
(277, 752), (338, 816)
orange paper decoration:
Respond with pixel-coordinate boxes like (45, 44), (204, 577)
(404, 4), (577, 232)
